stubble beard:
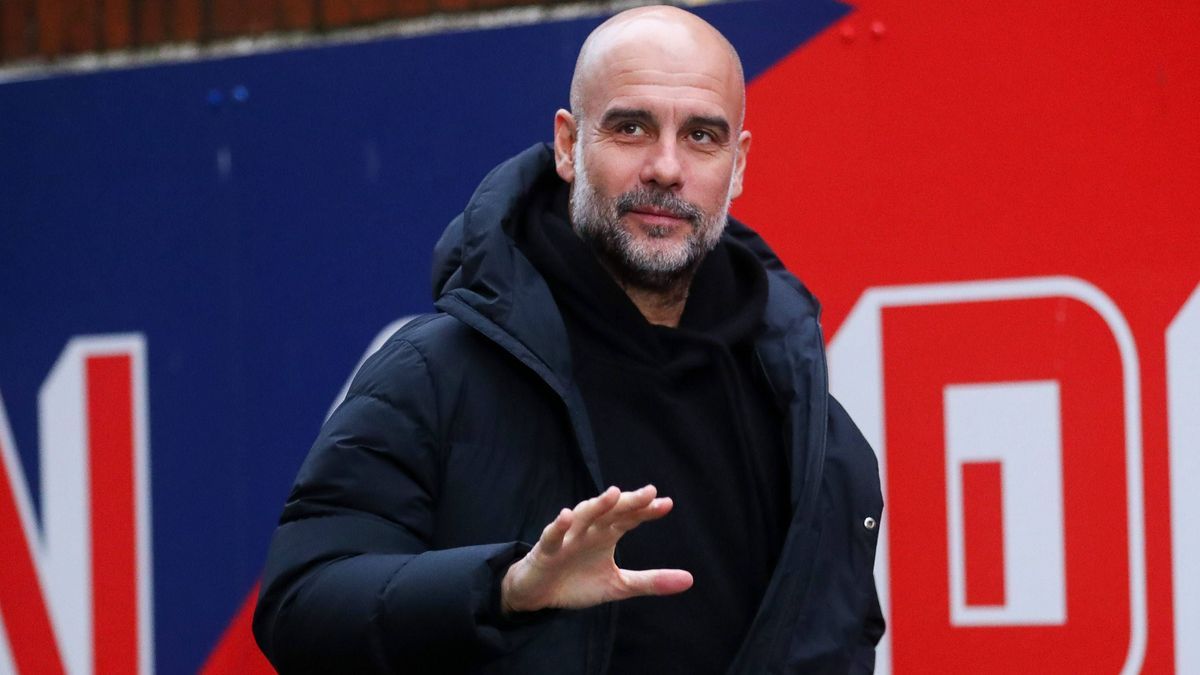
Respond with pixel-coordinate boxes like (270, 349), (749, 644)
(569, 142), (735, 293)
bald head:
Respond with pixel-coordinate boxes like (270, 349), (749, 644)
(569, 6), (746, 129)
(550, 4), (753, 309)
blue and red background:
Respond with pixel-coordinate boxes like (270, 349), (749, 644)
(2, 0), (1196, 671)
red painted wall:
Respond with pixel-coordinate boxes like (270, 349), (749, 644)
(737, 1), (1199, 671)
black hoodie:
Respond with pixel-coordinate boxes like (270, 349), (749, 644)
(513, 176), (791, 673)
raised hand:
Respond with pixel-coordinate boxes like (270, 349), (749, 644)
(500, 485), (693, 614)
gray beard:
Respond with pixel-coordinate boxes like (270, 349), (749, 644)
(569, 147), (733, 293)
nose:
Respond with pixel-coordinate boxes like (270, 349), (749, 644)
(639, 137), (683, 189)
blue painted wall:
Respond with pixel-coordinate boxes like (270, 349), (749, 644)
(0, 1), (844, 669)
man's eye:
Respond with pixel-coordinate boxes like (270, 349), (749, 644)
(619, 123), (644, 136)
(689, 129), (715, 143)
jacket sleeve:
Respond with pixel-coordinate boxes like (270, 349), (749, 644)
(252, 336), (534, 673)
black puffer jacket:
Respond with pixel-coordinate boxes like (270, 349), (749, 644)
(253, 144), (885, 674)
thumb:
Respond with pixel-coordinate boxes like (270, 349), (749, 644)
(615, 568), (694, 601)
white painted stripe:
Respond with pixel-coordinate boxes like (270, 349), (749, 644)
(41, 342), (93, 675)
(130, 337), (155, 675)
(1168, 283), (1200, 675)
(0, 608), (17, 675)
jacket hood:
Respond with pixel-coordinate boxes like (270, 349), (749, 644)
(431, 144), (577, 389)
(431, 143), (556, 302)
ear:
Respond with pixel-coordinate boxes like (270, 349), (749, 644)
(553, 109), (578, 183)
(729, 129), (752, 199)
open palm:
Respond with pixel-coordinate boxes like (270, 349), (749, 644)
(501, 485), (694, 614)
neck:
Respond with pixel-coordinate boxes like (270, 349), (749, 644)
(627, 284), (690, 327)
(600, 263), (695, 328)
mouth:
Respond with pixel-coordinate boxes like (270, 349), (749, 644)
(614, 188), (702, 232)
(625, 207), (692, 229)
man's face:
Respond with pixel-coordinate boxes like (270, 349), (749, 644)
(557, 17), (751, 291)
(570, 138), (734, 290)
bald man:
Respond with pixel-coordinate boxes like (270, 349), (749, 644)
(255, 6), (884, 674)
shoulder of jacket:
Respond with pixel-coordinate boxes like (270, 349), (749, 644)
(346, 314), (479, 392)
(358, 310), (519, 381)
(389, 312), (475, 349)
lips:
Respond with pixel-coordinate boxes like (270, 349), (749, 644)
(630, 206), (687, 219)
(626, 209), (691, 229)
(624, 204), (695, 226)
(615, 187), (702, 226)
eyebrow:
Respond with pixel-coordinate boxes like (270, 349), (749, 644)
(599, 107), (656, 128)
(598, 108), (732, 139)
(684, 115), (731, 138)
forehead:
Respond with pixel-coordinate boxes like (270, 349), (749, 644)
(579, 20), (743, 123)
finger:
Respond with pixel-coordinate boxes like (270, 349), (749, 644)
(538, 508), (573, 556)
(569, 486), (620, 534)
(610, 496), (674, 533)
(613, 568), (694, 601)
(594, 485), (657, 528)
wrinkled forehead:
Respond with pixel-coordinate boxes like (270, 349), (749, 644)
(573, 17), (745, 126)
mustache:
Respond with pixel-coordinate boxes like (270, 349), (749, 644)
(615, 187), (702, 224)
